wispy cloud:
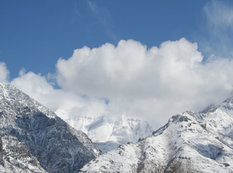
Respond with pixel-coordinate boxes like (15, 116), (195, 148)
(204, 0), (233, 28)
(87, 0), (98, 14)
(86, 0), (117, 41)
(200, 0), (233, 58)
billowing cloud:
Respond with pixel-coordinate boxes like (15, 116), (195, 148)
(0, 62), (9, 82)
(0, 38), (232, 129)
(56, 38), (233, 127)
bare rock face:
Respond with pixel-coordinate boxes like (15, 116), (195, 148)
(81, 97), (233, 173)
(0, 83), (100, 173)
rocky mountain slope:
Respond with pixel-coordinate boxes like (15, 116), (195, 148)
(0, 83), (100, 173)
(0, 129), (47, 173)
(81, 97), (233, 173)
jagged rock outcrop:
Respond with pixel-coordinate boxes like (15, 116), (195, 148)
(81, 97), (233, 173)
(0, 83), (100, 173)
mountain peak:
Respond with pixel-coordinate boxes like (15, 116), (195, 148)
(0, 83), (100, 173)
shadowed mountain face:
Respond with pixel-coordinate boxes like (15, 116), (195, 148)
(0, 83), (100, 173)
(81, 98), (233, 173)
(0, 137), (3, 166)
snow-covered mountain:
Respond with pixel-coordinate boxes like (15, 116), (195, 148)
(0, 83), (100, 173)
(61, 114), (152, 152)
(81, 97), (233, 172)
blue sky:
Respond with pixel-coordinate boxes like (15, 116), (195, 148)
(0, 0), (212, 78)
(1, 0), (233, 127)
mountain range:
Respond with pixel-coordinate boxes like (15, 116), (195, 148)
(81, 96), (233, 172)
(1, 82), (233, 172)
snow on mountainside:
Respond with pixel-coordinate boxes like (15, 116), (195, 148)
(81, 97), (233, 173)
(0, 83), (100, 173)
(60, 114), (152, 152)
(0, 130), (47, 173)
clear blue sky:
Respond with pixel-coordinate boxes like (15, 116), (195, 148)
(0, 0), (226, 79)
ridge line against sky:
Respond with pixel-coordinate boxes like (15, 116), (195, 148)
(1, 0), (233, 128)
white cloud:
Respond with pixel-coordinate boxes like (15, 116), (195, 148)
(0, 62), (9, 82)
(11, 71), (54, 101)
(0, 37), (231, 130)
(56, 38), (233, 127)
(11, 70), (107, 122)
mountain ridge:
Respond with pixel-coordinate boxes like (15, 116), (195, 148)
(81, 96), (233, 173)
